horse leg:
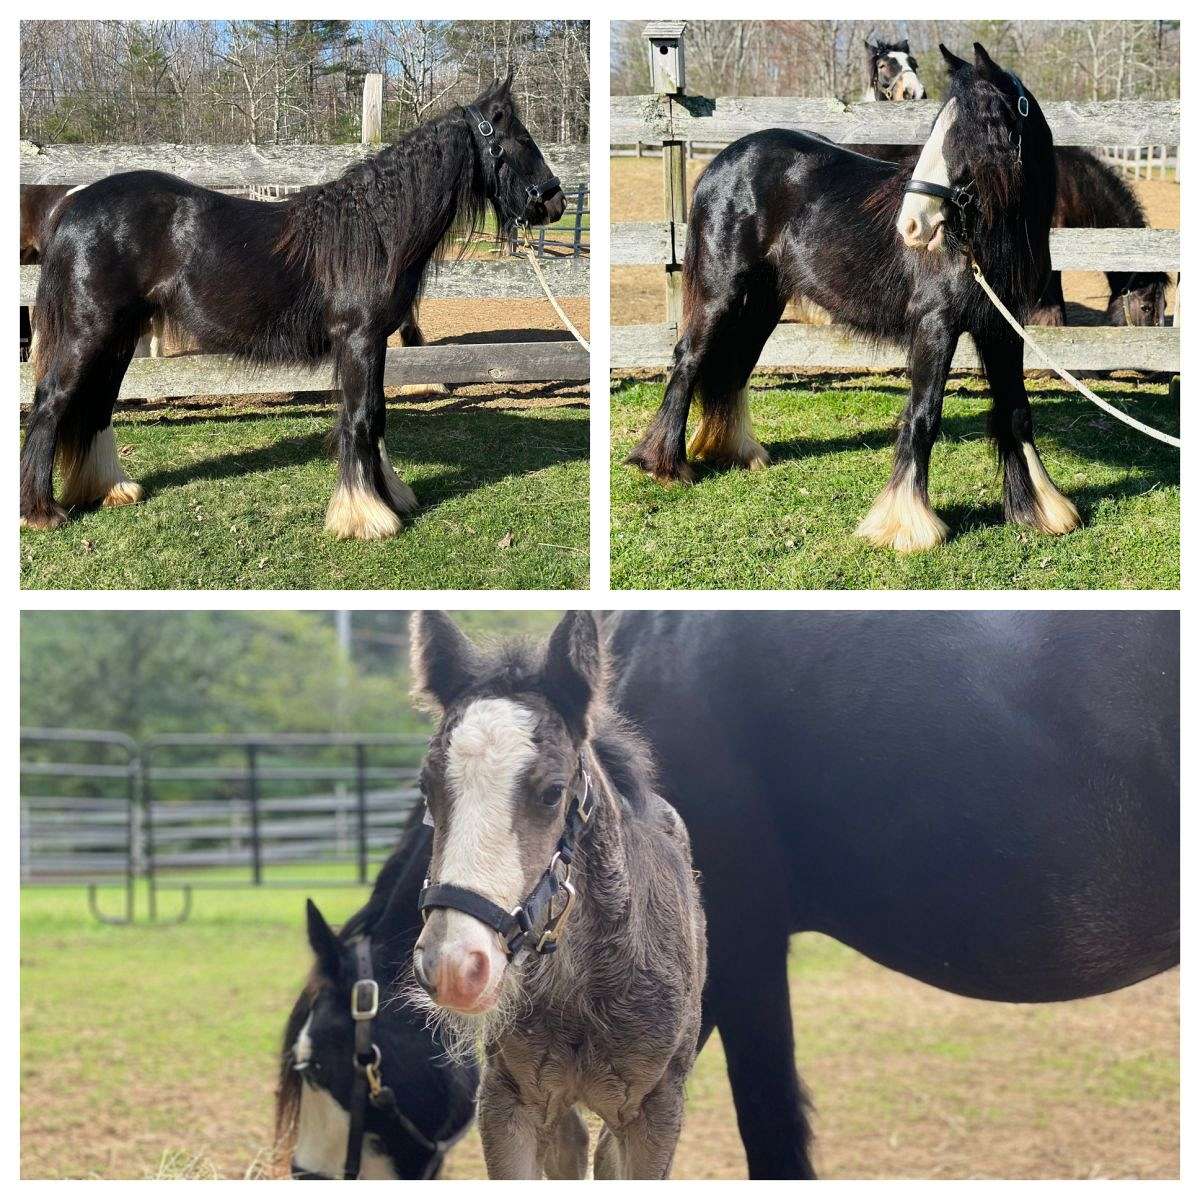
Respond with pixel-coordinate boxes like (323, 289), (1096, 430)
(609, 1074), (687, 1180)
(686, 284), (783, 471)
(627, 276), (757, 484)
(325, 329), (416, 540)
(854, 312), (955, 552)
(396, 310), (448, 398)
(21, 318), (141, 528)
(542, 1107), (589, 1179)
(708, 932), (816, 1179)
(978, 330), (1080, 535)
(476, 1069), (540, 1179)
(1029, 270), (1066, 326)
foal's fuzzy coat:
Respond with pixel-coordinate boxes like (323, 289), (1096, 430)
(408, 611), (707, 1179)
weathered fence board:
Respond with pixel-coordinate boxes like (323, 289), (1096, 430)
(20, 139), (589, 186)
(20, 257), (588, 305)
(610, 96), (1179, 148)
(611, 222), (1179, 273)
(612, 323), (1179, 373)
(20, 340), (588, 403)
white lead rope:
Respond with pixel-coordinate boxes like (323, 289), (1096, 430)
(520, 231), (590, 353)
(971, 259), (1180, 448)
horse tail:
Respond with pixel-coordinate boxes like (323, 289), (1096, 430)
(272, 987), (313, 1176)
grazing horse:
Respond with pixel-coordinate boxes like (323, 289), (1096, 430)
(627, 44), (1075, 552)
(606, 609), (1179, 1178)
(407, 611), (706, 1179)
(21, 71), (565, 537)
(1032, 146), (1170, 327)
(275, 820), (478, 1179)
(862, 38), (926, 101)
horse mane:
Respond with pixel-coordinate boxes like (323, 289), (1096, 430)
(276, 103), (494, 300)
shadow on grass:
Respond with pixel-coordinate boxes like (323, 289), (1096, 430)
(137, 409), (587, 516)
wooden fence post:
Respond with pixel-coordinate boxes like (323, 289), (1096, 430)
(645, 21), (687, 327)
(361, 73), (383, 145)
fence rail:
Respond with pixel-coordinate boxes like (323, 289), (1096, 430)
(612, 26), (1179, 377)
(21, 729), (429, 923)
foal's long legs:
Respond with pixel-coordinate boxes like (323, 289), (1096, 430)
(325, 327), (417, 540)
(976, 330), (1080, 535)
(855, 310), (957, 552)
(20, 317), (142, 529)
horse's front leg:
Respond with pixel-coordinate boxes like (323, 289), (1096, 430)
(325, 327), (417, 540)
(476, 1067), (542, 1179)
(595, 1071), (687, 1180)
(855, 310), (956, 552)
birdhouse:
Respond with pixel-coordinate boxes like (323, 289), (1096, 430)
(644, 21), (686, 95)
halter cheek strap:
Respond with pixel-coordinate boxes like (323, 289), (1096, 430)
(464, 105), (562, 211)
(419, 766), (594, 960)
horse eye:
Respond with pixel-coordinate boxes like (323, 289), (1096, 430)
(540, 786), (562, 808)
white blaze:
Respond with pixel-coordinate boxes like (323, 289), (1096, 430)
(889, 53), (926, 100)
(293, 1082), (398, 1179)
(439, 698), (537, 952)
(897, 98), (958, 249)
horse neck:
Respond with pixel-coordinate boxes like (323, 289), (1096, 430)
(570, 740), (633, 923)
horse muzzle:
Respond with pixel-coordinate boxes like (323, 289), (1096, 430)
(524, 179), (566, 225)
(414, 912), (506, 1014)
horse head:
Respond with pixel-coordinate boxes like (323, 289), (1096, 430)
(467, 69), (566, 229)
(1108, 273), (1170, 326)
(898, 43), (1054, 254)
(865, 38), (926, 101)
(408, 610), (600, 1048)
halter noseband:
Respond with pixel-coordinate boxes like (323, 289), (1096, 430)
(464, 105), (562, 216)
(292, 934), (445, 1181)
(902, 73), (1030, 234)
(419, 764), (594, 961)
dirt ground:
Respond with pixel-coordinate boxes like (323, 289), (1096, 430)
(411, 295), (589, 343)
(610, 156), (1179, 327)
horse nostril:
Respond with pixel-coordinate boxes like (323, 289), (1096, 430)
(902, 217), (920, 242)
(413, 948), (437, 997)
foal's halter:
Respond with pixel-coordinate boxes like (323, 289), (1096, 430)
(419, 764), (594, 961)
(292, 935), (445, 1181)
(465, 105), (562, 223)
(903, 73), (1030, 240)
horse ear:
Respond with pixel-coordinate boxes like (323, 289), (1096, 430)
(973, 43), (1004, 81)
(410, 611), (480, 710)
(939, 44), (969, 74)
(306, 899), (343, 981)
(542, 611), (601, 739)
(898, 39), (910, 54)
(501, 64), (515, 92)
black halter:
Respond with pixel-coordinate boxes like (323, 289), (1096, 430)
(464, 104), (562, 220)
(292, 935), (445, 1181)
(419, 764), (594, 961)
(903, 73), (1030, 233)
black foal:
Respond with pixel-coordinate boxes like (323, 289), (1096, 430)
(628, 44), (1079, 552)
(21, 70), (565, 538)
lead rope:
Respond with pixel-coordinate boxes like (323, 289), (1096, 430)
(970, 258), (1180, 448)
(519, 227), (591, 353)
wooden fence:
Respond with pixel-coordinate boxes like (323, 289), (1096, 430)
(20, 119), (589, 400)
(612, 24), (1179, 376)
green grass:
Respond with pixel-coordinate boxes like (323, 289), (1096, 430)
(611, 372), (1179, 590)
(21, 392), (588, 590)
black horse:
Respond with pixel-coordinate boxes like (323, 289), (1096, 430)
(276, 820), (478, 1179)
(606, 609), (1179, 1178)
(1032, 146), (1170, 327)
(628, 44), (1076, 553)
(21, 71), (565, 538)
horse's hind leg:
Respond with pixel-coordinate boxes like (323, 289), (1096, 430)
(326, 329), (416, 540)
(395, 310), (448, 399)
(855, 311), (955, 552)
(1030, 271), (1066, 326)
(21, 319), (140, 528)
(978, 330), (1080, 535)
(687, 284), (783, 471)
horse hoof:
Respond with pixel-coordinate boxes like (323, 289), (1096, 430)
(651, 462), (696, 486)
(854, 477), (949, 553)
(325, 484), (405, 540)
(20, 504), (68, 531)
(101, 481), (145, 508)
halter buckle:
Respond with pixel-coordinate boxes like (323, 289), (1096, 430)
(351, 978), (379, 1020)
(477, 118), (494, 137)
(536, 875), (576, 953)
(1017, 95), (1030, 119)
(576, 769), (595, 823)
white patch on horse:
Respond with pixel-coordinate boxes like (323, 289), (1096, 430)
(293, 1082), (397, 1179)
(441, 698), (537, 920)
(897, 98), (957, 248)
(888, 52), (926, 99)
(293, 1013), (314, 1068)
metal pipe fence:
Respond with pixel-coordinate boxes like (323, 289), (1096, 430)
(20, 729), (428, 923)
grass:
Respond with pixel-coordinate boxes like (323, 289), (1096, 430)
(611, 372), (1179, 591)
(20, 391), (588, 590)
(21, 870), (1178, 1179)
